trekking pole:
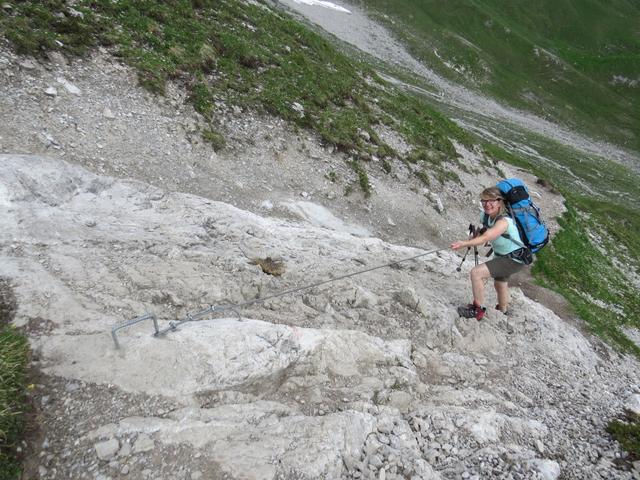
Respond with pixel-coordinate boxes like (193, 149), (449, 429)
(456, 223), (477, 272)
(456, 247), (471, 272)
(473, 246), (479, 266)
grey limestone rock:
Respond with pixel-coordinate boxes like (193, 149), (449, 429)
(94, 439), (119, 461)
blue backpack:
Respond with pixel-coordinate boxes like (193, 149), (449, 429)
(489, 178), (549, 254)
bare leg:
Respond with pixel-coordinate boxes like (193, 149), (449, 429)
(494, 280), (509, 311)
(470, 264), (491, 306)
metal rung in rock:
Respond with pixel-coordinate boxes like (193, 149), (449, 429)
(111, 313), (159, 349)
(111, 305), (242, 348)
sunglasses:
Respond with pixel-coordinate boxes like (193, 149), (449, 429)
(480, 199), (501, 205)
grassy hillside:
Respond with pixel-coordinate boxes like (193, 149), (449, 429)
(0, 279), (29, 480)
(360, 0), (640, 154)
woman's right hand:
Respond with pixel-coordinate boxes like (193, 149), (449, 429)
(451, 240), (466, 251)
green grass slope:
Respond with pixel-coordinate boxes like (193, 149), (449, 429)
(0, 279), (29, 480)
(360, 0), (640, 154)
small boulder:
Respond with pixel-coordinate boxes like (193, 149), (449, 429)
(95, 438), (119, 461)
(103, 107), (116, 119)
(133, 434), (154, 453)
(530, 459), (560, 480)
(387, 391), (413, 413)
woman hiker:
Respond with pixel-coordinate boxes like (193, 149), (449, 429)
(450, 186), (530, 320)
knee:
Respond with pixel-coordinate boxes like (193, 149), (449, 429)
(470, 267), (483, 282)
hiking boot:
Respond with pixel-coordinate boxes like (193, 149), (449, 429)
(495, 304), (510, 316)
(457, 302), (486, 321)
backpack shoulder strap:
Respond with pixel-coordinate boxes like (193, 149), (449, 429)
(500, 217), (526, 248)
(492, 215), (526, 247)
(486, 214), (508, 236)
(501, 232), (525, 248)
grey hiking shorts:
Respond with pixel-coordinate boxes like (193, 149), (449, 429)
(486, 256), (525, 282)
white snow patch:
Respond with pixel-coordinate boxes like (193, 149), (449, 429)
(292, 0), (350, 13)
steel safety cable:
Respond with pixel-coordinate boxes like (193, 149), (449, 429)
(233, 247), (447, 310)
(111, 246), (448, 346)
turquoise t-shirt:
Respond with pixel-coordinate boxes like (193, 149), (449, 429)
(481, 214), (523, 257)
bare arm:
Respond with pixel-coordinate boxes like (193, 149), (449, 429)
(450, 218), (508, 251)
